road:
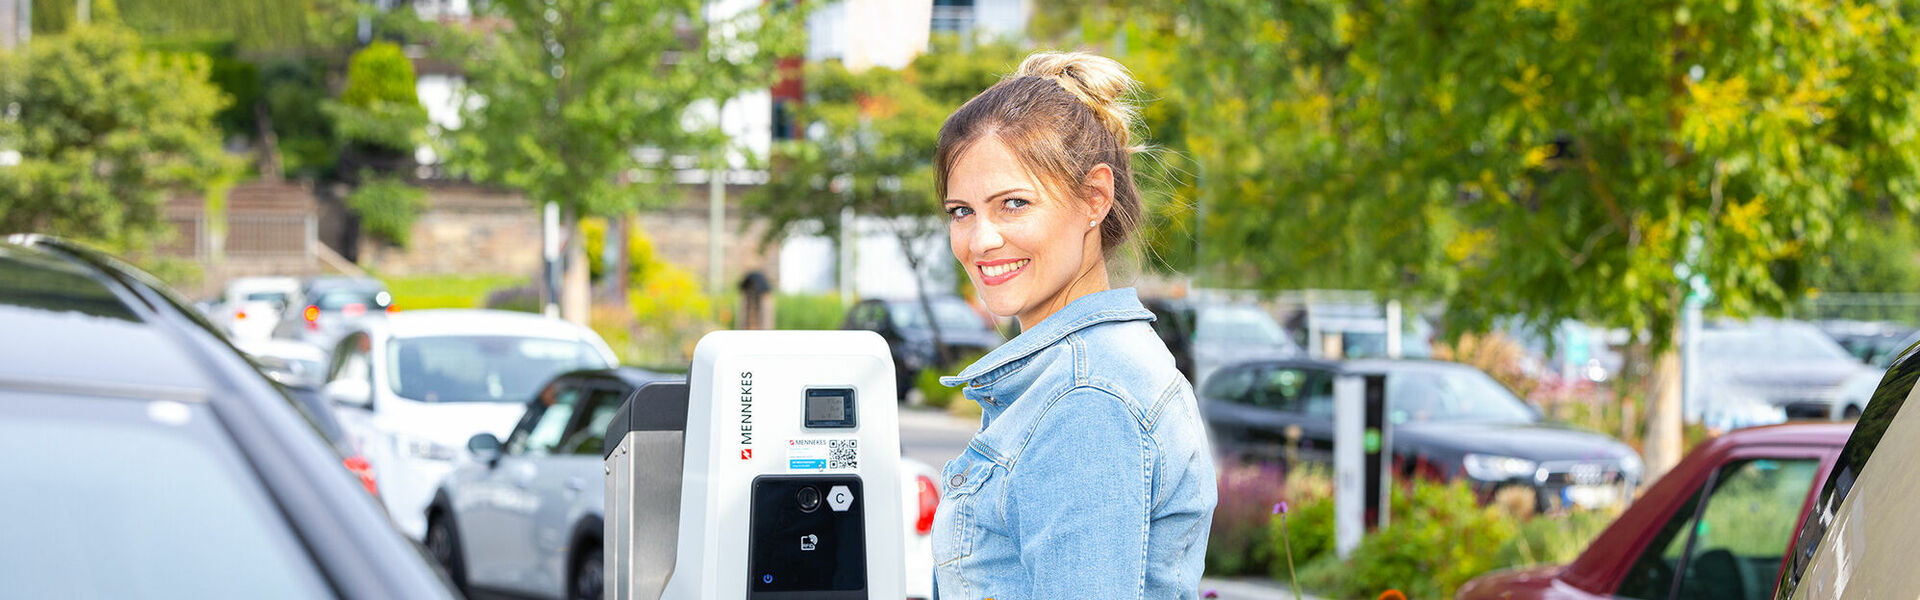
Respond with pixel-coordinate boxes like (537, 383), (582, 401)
(896, 407), (1313, 600)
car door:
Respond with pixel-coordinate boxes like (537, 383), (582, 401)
(468, 381), (582, 594)
(1246, 366), (1336, 464)
(1612, 451), (1827, 600)
(326, 333), (379, 473)
(519, 382), (633, 597)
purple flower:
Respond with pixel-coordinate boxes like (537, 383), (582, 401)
(1204, 590), (1219, 598)
(1274, 501), (1288, 515)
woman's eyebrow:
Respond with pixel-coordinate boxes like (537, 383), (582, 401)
(946, 187), (1036, 204)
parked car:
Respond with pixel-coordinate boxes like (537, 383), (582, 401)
(1815, 319), (1914, 367)
(1775, 340), (1920, 598)
(427, 368), (944, 600)
(1499, 318), (1624, 385)
(1203, 359), (1642, 510)
(0, 235), (455, 598)
(215, 276), (300, 343)
(274, 276), (395, 348)
(1698, 320), (1875, 421)
(323, 308), (619, 541)
(1144, 298), (1302, 391)
(842, 296), (1004, 398)
(1457, 422), (1852, 600)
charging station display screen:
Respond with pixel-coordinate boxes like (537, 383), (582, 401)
(804, 388), (857, 429)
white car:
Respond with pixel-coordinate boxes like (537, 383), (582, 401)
(215, 276), (299, 343)
(427, 367), (941, 600)
(321, 309), (618, 540)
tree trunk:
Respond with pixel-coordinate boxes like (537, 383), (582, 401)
(1643, 326), (1685, 481)
(253, 101), (283, 182)
(561, 213), (593, 326)
(900, 231), (947, 365)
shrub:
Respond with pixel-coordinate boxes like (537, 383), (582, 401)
(775, 293), (848, 330)
(324, 42), (426, 153)
(1493, 508), (1618, 568)
(1210, 463), (1283, 576)
(347, 177), (424, 247)
(579, 216), (655, 284)
(483, 284), (542, 314)
(1335, 478), (1519, 600)
(916, 367), (961, 410)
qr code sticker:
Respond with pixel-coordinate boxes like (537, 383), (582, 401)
(829, 439), (859, 470)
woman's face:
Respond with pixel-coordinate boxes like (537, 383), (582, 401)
(944, 136), (1109, 327)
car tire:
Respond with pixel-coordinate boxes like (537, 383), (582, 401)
(425, 512), (469, 594)
(1845, 404), (1864, 419)
(571, 543), (603, 600)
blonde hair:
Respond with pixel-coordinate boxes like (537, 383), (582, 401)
(935, 51), (1145, 256)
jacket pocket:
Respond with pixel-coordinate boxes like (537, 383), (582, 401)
(932, 445), (998, 567)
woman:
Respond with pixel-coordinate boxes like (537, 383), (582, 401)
(931, 52), (1217, 599)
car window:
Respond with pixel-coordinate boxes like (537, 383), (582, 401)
(327, 333), (370, 385)
(1385, 368), (1535, 424)
(314, 289), (383, 311)
(0, 395), (330, 598)
(1194, 305), (1288, 347)
(1776, 350), (1920, 597)
(563, 387), (632, 456)
(890, 300), (989, 333)
(507, 385), (581, 457)
(1618, 458), (1820, 600)
(1255, 368), (1334, 416)
(386, 336), (608, 403)
(1204, 367), (1256, 404)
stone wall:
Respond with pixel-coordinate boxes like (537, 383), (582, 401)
(359, 181), (783, 288)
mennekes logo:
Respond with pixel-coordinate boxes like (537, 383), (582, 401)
(739, 371), (754, 458)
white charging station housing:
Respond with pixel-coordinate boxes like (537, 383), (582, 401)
(652, 330), (905, 599)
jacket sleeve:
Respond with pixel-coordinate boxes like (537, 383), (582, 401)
(1007, 386), (1152, 599)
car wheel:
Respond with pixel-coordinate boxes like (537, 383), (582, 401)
(425, 513), (468, 593)
(571, 544), (603, 600)
(1845, 404), (1864, 419)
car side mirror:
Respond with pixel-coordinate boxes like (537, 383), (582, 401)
(324, 378), (373, 409)
(468, 433), (503, 466)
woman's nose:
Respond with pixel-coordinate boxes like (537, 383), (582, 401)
(969, 217), (1005, 256)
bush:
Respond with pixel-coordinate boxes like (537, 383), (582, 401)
(579, 216), (655, 284)
(1334, 478), (1518, 600)
(916, 367), (961, 409)
(324, 42), (426, 152)
(347, 177), (425, 247)
(1493, 508), (1617, 568)
(775, 293), (848, 330)
(483, 284), (542, 314)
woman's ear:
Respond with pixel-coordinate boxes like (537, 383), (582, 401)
(1083, 163), (1116, 222)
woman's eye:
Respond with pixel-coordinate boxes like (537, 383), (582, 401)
(946, 205), (974, 219)
(1002, 198), (1030, 210)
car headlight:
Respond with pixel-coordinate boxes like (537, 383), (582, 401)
(1619, 453), (1645, 482)
(1462, 454), (1539, 482)
(396, 434), (459, 462)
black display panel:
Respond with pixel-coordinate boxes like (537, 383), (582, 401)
(748, 475), (867, 599)
(803, 388), (857, 429)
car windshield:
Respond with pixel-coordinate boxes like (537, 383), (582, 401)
(387, 335), (608, 403)
(1194, 305), (1288, 346)
(1701, 326), (1852, 361)
(313, 288), (386, 311)
(0, 395), (330, 598)
(890, 300), (988, 333)
(1387, 368), (1537, 424)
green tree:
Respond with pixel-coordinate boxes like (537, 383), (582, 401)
(1135, 0), (1920, 474)
(452, 0), (806, 322)
(748, 36), (1023, 361)
(0, 25), (234, 251)
(325, 41), (428, 155)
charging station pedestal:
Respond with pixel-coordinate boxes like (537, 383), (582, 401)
(1333, 372), (1391, 559)
(604, 331), (905, 600)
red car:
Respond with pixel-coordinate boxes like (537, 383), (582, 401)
(1458, 422), (1852, 600)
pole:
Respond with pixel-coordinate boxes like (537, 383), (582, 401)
(75, 0), (85, 24)
(708, 166), (724, 294)
(1681, 296), (1703, 423)
(1385, 300), (1403, 359)
(543, 201), (560, 318)
(838, 205), (855, 306)
(1333, 374), (1363, 559)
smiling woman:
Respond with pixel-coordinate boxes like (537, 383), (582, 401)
(928, 52), (1216, 600)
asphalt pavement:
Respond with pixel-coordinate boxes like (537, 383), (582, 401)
(896, 407), (1314, 600)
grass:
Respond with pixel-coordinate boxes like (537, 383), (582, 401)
(380, 273), (529, 311)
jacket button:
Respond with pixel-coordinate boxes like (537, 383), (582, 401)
(950, 472), (966, 487)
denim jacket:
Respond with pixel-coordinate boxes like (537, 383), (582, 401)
(932, 288), (1217, 599)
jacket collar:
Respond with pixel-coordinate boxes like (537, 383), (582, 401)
(940, 288), (1155, 388)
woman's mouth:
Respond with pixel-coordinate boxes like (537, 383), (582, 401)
(978, 258), (1030, 285)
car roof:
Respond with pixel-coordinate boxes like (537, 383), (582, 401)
(558, 366), (679, 388)
(302, 276), (385, 291)
(1699, 421), (1853, 450)
(0, 239), (215, 393)
(373, 309), (595, 340)
(1222, 357), (1475, 376)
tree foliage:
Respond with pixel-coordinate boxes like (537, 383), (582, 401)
(324, 41), (428, 154)
(0, 26), (234, 250)
(451, 0), (807, 220)
(1143, 0), (1920, 348)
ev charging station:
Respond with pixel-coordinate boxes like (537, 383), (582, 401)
(603, 331), (905, 599)
(1333, 372), (1391, 559)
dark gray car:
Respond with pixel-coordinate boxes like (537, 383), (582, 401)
(842, 296), (1004, 398)
(272, 276), (394, 348)
(1698, 320), (1875, 420)
(1203, 358), (1642, 511)
(0, 235), (454, 599)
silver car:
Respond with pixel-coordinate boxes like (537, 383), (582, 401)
(427, 368), (942, 600)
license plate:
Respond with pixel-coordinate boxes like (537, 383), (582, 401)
(1565, 484), (1622, 508)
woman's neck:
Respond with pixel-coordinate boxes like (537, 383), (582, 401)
(1017, 261), (1110, 332)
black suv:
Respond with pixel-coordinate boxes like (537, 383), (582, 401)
(0, 235), (454, 599)
(842, 296), (1005, 398)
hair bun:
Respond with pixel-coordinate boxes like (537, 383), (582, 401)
(1016, 51), (1140, 149)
